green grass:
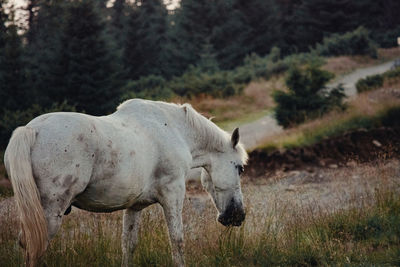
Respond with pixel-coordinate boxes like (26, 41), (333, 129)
(216, 109), (270, 131)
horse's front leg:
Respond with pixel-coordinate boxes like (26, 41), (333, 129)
(121, 209), (142, 267)
(159, 179), (186, 267)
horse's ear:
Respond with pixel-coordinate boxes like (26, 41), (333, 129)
(231, 128), (239, 148)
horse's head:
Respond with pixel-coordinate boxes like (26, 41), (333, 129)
(200, 128), (248, 227)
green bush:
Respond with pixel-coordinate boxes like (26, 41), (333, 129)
(315, 27), (377, 58)
(355, 67), (400, 93)
(0, 101), (76, 149)
(273, 65), (346, 127)
(120, 47), (324, 100)
(121, 75), (173, 101)
(169, 67), (243, 98)
(372, 26), (400, 48)
(356, 74), (384, 93)
(383, 67), (400, 79)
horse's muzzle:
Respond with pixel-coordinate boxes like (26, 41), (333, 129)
(217, 198), (245, 227)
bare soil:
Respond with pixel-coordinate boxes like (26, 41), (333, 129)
(247, 127), (400, 178)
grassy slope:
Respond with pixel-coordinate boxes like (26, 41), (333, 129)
(258, 71), (400, 151)
(191, 48), (400, 131)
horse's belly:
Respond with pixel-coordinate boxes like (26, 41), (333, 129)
(73, 181), (143, 212)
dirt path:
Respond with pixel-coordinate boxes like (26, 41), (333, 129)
(239, 60), (398, 150)
(329, 60), (396, 97)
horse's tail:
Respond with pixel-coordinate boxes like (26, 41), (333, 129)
(4, 126), (48, 267)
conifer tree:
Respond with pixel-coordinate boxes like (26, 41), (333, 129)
(234, 0), (281, 57)
(0, 1), (29, 112)
(25, 0), (67, 108)
(123, 0), (168, 79)
(292, 0), (358, 51)
(55, 0), (122, 115)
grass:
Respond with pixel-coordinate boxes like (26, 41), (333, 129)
(178, 48), (399, 133)
(322, 47), (400, 76)
(217, 109), (270, 131)
(171, 76), (283, 131)
(1, 161), (400, 266)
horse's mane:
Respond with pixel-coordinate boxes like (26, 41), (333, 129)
(117, 99), (248, 164)
(182, 104), (248, 164)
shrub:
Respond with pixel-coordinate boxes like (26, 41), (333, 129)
(356, 74), (384, 93)
(372, 26), (400, 48)
(315, 27), (377, 58)
(273, 65), (346, 127)
(121, 75), (173, 101)
(169, 67), (243, 98)
(383, 67), (400, 79)
(355, 67), (400, 93)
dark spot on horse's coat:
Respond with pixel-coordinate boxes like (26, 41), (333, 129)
(122, 123), (127, 127)
(77, 134), (84, 142)
(41, 195), (49, 204)
(76, 164), (80, 168)
(64, 188), (70, 196)
(92, 154), (95, 157)
(130, 151), (135, 157)
(128, 225), (134, 231)
(65, 149), (67, 152)
(164, 123), (167, 126)
(52, 175), (61, 184)
(62, 175), (75, 187)
(56, 199), (59, 202)
(107, 140), (113, 148)
(91, 130), (93, 133)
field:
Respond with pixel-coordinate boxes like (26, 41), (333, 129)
(168, 48), (400, 133)
(0, 49), (399, 266)
(1, 159), (400, 266)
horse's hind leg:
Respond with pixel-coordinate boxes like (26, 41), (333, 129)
(121, 209), (142, 267)
(34, 174), (85, 247)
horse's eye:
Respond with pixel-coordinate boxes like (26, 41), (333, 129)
(238, 165), (244, 175)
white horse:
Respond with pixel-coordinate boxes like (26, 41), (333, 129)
(4, 99), (248, 267)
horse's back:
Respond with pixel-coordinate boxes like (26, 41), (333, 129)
(25, 109), (172, 212)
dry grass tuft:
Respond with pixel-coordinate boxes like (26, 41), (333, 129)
(322, 47), (400, 76)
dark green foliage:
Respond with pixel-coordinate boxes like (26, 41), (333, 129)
(121, 75), (173, 101)
(356, 74), (384, 93)
(274, 65), (346, 127)
(55, 0), (122, 115)
(170, 0), (219, 72)
(123, 0), (169, 79)
(169, 67), (242, 98)
(315, 27), (377, 58)
(235, 0), (283, 56)
(383, 67), (400, 79)
(356, 67), (400, 93)
(373, 25), (400, 48)
(292, 0), (358, 52)
(0, 1), (29, 112)
(25, 0), (67, 108)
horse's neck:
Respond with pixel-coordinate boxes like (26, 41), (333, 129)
(180, 121), (221, 169)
